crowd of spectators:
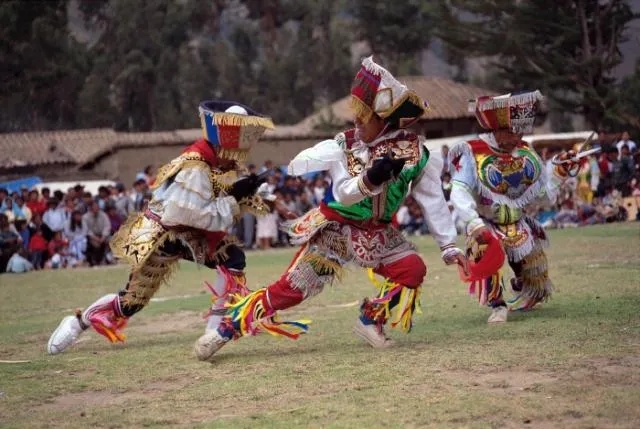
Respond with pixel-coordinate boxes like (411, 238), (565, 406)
(0, 167), (155, 273)
(1, 132), (638, 273)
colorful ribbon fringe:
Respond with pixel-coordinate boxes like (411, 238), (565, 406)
(367, 269), (421, 333)
(226, 289), (311, 339)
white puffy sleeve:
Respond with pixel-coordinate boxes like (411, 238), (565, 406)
(157, 166), (239, 232)
(449, 143), (484, 235)
(288, 139), (382, 207)
(411, 151), (458, 249)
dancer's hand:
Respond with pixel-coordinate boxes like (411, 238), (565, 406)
(366, 155), (407, 186)
(227, 174), (267, 201)
(554, 149), (579, 177)
(442, 247), (468, 273)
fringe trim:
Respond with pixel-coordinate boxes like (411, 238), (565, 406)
(226, 289), (311, 339)
(475, 91), (543, 112)
(238, 194), (271, 217)
(218, 148), (249, 162)
(367, 269), (421, 333)
(350, 95), (374, 122)
(469, 271), (503, 307)
(198, 109), (275, 129)
(203, 266), (250, 319)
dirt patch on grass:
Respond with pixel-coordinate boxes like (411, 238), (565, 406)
(36, 377), (192, 413)
(128, 310), (204, 335)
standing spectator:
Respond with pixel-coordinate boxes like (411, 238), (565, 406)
(312, 177), (326, 205)
(41, 187), (51, 202)
(296, 192), (313, 215)
(83, 201), (111, 266)
(441, 172), (452, 201)
(28, 227), (47, 269)
(260, 159), (274, 174)
(114, 183), (134, 219)
(441, 144), (450, 175)
(0, 188), (8, 204)
(64, 210), (87, 266)
(136, 165), (155, 186)
(616, 131), (637, 156)
(130, 179), (147, 212)
(96, 186), (112, 210)
(79, 192), (94, 214)
(42, 198), (65, 240)
(616, 144), (635, 196)
(27, 190), (46, 217)
(14, 196), (32, 223)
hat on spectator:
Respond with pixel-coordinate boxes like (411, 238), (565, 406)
(350, 56), (428, 128)
(199, 101), (275, 162)
(469, 90), (543, 135)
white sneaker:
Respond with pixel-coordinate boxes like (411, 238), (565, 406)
(47, 315), (86, 355)
(194, 331), (230, 362)
(488, 306), (508, 324)
(353, 319), (394, 349)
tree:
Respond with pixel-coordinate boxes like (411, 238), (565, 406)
(0, 0), (87, 131)
(436, 0), (638, 130)
(605, 61), (640, 135)
(349, 0), (435, 73)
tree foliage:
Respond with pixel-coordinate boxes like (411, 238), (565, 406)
(436, 0), (638, 130)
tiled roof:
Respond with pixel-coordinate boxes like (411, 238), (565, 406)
(0, 126), (333, 169)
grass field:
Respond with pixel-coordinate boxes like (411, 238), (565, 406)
(0, 224), (639, 429)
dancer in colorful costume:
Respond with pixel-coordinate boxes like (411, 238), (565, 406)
(47, 101), (275, 354)
(195, 57), (465, 361)
(449, 91), (578, 323)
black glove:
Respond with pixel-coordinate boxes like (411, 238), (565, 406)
(227, 174), (266, 201)
(365, 155), (407, 187)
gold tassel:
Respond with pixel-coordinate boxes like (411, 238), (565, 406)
(350, 96), (374, 122)
(200, 112), (275, 129)
(301, 252), (344, 281)
(218, 148), (249, 162)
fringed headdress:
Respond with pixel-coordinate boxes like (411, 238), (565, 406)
(199, 101), (275, 162)
(350, 56), (428, 128)
(469, 90), (543, 135)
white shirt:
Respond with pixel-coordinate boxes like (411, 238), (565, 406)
(43, 208), (66, 232)
(616, 139), (637, 154)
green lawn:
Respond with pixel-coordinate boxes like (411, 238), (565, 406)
(1, 224), (639, 428)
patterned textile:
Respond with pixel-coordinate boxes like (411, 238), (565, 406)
(282, 208), (417, 297)
(198, 100), (275, 161)
(350, 57), (427, 128)
(469, 90), (543, 134)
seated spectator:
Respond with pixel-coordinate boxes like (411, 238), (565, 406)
(42, 198), (66, 240)
(83, 201), (111, 266)
(0, 214), (22, 272)
(106, 204), (123, 234)
(554, 201), (579, 228)
(15, 219), (30, 249)
(296, 192), (313, 215)
(6, 248), (33, 273)
(64, 210), (87, 266)
(28, 227), (48, 270)
(46, 231), (71, 269)
(14, 196), (31, 223)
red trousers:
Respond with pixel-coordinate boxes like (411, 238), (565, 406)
(266, 252), (427, 311)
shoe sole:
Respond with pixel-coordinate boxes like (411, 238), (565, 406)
(352, 323), (394, 349)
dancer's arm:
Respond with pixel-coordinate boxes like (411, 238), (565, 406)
(159, 166), (239, 232)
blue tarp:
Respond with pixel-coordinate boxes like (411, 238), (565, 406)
(0, 177), (42, 193)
